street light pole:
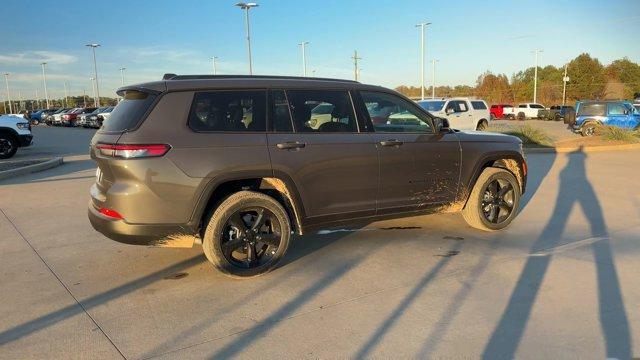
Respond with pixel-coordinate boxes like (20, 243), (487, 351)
(210, 57), (218, 75)
(235, 2), (259, 75)
(416, 22), (431, 101)
(86, 43), (101, 106)
(90, 77), (97, 107)
(119, 67), (126, 86)
(532, 49), (542, 103)
(63, 81), (69, 108)
(431, 59), (438, 99)
(41, 62), (50, 109)
(3, 73), (12, 114)
(298, 41), (309, 76)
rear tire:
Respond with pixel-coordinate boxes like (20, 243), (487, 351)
(202, 191), (291, 278)
(0, 134), (18, 159)
(517, 112), (526, 121)
(462, 167), (521, 231)
(476, 120), (488, 131)
(581, 122), (597, 137)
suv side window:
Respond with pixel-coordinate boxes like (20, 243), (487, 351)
(471, 101), (487, 110)
(608, 103), (627, 115)
(188, 90), (266, 132)
(286, 90), (358, 133)
(448, 100), (468, 113)
(360, 91), (433, 133)
(269, 90), (293, 132)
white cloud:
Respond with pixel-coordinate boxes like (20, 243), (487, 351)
(0, 51), (78, 66)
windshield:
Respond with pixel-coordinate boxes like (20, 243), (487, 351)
(417, 100), (445, 111)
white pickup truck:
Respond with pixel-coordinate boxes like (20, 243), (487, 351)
(0, 115), (33, 159)
(502, 103), (547, 120)
(417, 98), (490, 131)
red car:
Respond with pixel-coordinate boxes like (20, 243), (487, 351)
(61, 107), (97, 126)
(490, 104), (512, 120)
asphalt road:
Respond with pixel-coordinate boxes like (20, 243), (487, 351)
(1, 126), (639, 359)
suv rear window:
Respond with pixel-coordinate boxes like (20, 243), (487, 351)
(102, 90), (157, 132)
(286, 90), (357, 132)
(578, 103), (606, 116)
(188, 90), (266, 132)
(471, 101), (487, 110)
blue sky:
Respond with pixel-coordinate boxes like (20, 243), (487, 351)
(1, 0), (638, 99)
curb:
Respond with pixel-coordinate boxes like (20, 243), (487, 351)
(525, 143), (640, 154)
(0, 157), (64, 181)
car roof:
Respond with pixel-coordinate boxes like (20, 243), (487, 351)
(117, 74), (393, 95)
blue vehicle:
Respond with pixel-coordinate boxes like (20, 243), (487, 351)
(29, 108), (58, 124)
(572, 100), (640, 137)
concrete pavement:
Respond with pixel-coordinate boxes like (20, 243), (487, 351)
(0, 127), (639, 359)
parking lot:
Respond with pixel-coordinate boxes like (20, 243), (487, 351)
(1, 126), (639, 359)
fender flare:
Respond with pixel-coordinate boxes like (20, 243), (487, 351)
(462, 150), (527, 207)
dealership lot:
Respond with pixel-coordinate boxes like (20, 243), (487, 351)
(1, 126), (639, 359)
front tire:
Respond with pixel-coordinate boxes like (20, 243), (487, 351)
(462, 167), (521, 231)
(202, 191), (291, 278)
(0, 134), (18, 159)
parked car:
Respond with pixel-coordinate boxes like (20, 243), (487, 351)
(502, 103), (546, 120)
(571, 100), (640, 137)
(490, 104), (513, 120)
(547, 105), (575, 122)
(88, 75), (527, 277)
(0, 114), (33, 159)
(29, 108), (58, 125)
(86, 106), (115, 128)
(47, 108), (73, 126)
(78, 107), (109, 127)
(417, 98), (490, 131)
(61, 107), (97, 126)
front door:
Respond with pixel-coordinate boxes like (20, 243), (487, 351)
(357, 91), (461, 214)
(266, 89), (378, 223)
(445, 100), (473, 130)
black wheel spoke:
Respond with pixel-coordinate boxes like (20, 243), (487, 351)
(489, 181), (499, 196)
(491, 204), (500, 223)
(258, 233), (280, 247)
(222, 236), (245, 256)
(251, 208), (266, 232)
(499, 199), (513, 210)
(228, 213), (247, 233)
(498, 183), (513, 197)
(246, 242), (257, 267)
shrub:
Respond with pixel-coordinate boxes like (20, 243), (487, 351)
(487, 124), (555, 147)
(597, 125), (640, 143)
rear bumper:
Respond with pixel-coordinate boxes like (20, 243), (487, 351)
(88, 204), (197, 247)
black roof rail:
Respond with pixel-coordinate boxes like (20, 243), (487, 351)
(161, 74), (359, 83)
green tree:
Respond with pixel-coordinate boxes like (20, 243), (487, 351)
(566, 53), (606, 101)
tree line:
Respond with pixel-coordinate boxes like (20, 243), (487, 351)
(396, 53), (640, 105)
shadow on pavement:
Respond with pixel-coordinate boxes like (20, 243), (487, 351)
(482, 147), (631, 359)
(0, 158), (95, 186)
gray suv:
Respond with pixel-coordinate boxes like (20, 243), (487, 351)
(88, 75), (527, 277)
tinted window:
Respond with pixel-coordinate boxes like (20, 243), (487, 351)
(361, 91), (432, 133)
(578, 103), (606, 116)
(418, 100), (445, 111)
(286, 90), (357, 133)
(518, 104), (527, 108)
(270, 90), (293, 132)
(188, 90), (266, 132)
(471, 101), (487, 110)
(102, 90), (157, 132)
(447, 100), (468, 113)
(608, 103), (627, 115)
(530, 104), (545, 109)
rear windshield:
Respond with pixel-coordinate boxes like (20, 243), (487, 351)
(417, 101), (445, 111)
(102, 90), (157, 132)
(578, 103), (605, 116)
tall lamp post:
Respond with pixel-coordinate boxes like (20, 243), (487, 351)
(3, 73), (12, 114)
(40, 62), (50, 109)
(90, 77), (97, 107)
(63, 81), (69, 107)
(298, 41), (309, 76)
(416, 22), (431, 101)
(119, 67), (126, 86)
(86, 43), (101, 106)
(431, 59), (439, 99)
(235, 2), (258, 75)
(210, 57), (218, 75)
(532, 49), (543, 103)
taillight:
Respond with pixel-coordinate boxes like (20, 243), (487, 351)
(95, 143), (171, 158)
(99, 207), (123, 220)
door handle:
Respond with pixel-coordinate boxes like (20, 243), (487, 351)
(276, 141), (306, 150)
(379, 139), (403, 147)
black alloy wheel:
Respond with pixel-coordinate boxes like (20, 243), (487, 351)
(481, 178), (515, 224)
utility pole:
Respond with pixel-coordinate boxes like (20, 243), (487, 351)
(41, 62), (50, 109)
(63, 81), (69, 108)
(351, 50), (362, 81)
(119, 67), (126, 86)
(86, 43), (101, 106)
(562, 64), (569, 106)
(532, 49), (543, 103)
(431, 59), (438, 99)
(416, 22), (431, 100)
(209, 58), (218, 75)
(298, 41), (309, 76)
(235, 2), (259, 75)
(3, 73), (12, 114)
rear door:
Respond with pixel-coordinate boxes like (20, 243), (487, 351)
(357, 91), (461, 213)
(446, 100), (473, 130)
(266, 89), (378, 223)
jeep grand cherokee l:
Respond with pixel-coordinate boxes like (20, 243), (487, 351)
(88, 75), (527, 277)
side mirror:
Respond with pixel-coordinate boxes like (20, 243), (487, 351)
(434, 117), (450, 133)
